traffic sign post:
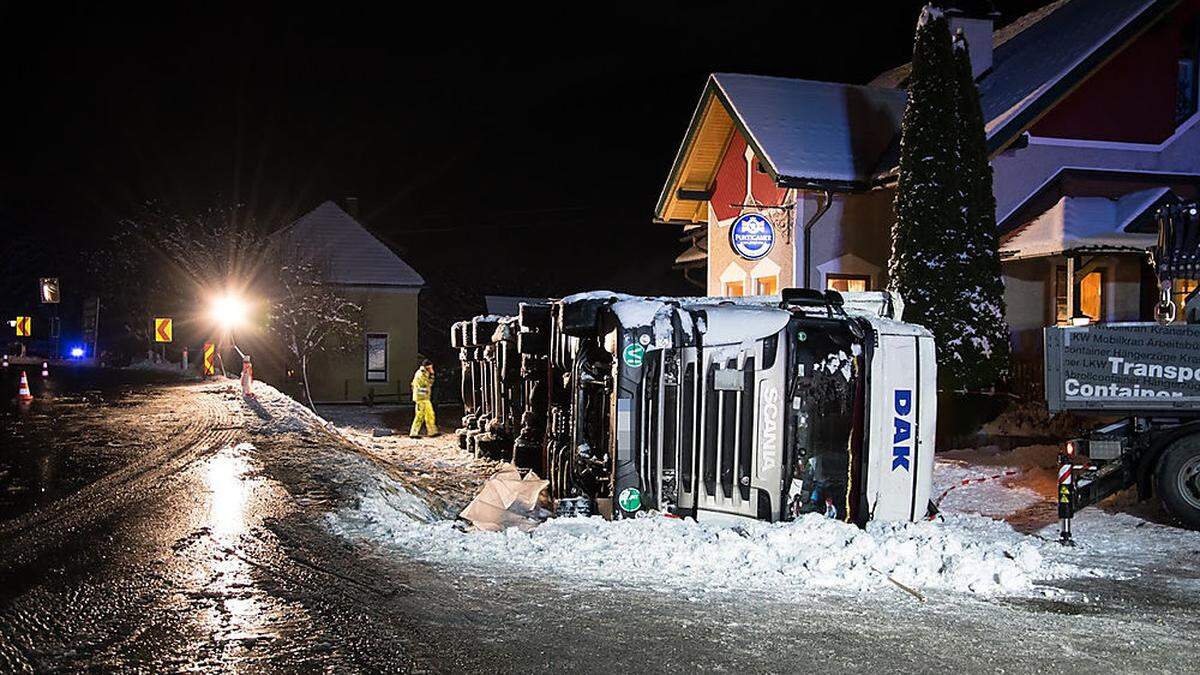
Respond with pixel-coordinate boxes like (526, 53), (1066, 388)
(15, 316), (31, 337)
(202, 342), (216, 376)
(154, 318), (173, 343)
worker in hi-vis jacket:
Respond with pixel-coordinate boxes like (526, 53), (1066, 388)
(409, 359), (437, 437)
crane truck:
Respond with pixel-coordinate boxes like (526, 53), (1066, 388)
(1048, 201), (1200, 539)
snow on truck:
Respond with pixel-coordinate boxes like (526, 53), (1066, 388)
(1046, 201), (1200, 537)
(452, 289), (937, 526)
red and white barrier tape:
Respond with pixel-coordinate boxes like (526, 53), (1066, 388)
(934, 469), (1022, 507)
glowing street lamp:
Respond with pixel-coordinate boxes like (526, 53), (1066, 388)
(209, 293), (250, 332)
(207, 291), (254, 373)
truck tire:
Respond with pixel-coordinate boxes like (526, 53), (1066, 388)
(1157, 436), (1200, 530)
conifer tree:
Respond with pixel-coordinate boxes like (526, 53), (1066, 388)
(950, 28), (1010, 389)
(889, 6), (963, 382)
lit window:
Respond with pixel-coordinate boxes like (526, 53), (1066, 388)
(826, 274), (869, 293)
(366, 333), (388, 382)
(1055, 267), (1104, 324)
(754, 276), (778, 296)
(724, 281), (745, 297)
(1174, 278), (1199, 322)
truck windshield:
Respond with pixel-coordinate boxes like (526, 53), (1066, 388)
(786, 319), (860, 521)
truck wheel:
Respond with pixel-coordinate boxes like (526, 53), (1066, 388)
(1157, 438), (1200, 530)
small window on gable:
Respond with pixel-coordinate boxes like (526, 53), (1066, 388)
(724, 281), (745, 297)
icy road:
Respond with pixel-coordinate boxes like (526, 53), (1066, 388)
(1, 370), (1198, 672)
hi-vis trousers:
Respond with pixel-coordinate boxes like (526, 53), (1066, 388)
(410, 400), (437, 436)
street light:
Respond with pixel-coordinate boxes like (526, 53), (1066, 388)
(207, 291), (253, 374)
(209, 293), (250, 332)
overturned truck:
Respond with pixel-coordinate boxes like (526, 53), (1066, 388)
(452, 289), (937, 525)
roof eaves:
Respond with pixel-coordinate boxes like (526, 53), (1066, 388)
(654, 77), (725, 221)
(708, 74), (783, 185)
(775, 174), (869, 193)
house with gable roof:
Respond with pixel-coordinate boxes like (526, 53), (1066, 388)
(656, 0), (1200, 374)
(274, 200), (424, 403)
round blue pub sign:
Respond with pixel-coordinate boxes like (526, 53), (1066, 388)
(729, 212), (775, 260)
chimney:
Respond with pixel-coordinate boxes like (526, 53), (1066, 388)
(344, 196), (360, 220)
(946, 2), (998, 80)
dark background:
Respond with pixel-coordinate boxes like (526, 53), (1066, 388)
(0, 1), (1048, 354)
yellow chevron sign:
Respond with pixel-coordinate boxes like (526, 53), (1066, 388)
(154, 317), (173, 343)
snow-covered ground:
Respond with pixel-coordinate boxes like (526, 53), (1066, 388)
(224, 378), (1200, 603)
(328, 494), (1072, 596)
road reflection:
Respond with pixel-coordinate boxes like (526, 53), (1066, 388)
(195, 442), (279, 663)
(207, 446), (251, 538)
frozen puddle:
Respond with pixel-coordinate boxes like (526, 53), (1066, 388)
(326, 467), (1084, 598)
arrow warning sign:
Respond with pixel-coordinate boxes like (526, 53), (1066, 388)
(202, 342), (216, 376)
(155, 317), (173, 343)
(15, 316), (31, 337)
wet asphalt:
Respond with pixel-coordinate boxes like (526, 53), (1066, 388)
(1, 367), (1198, 673)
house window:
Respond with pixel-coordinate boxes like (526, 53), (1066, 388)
(754, 275), (778, 296)
(724, 281), (745, 297)
(1177, 20), (1199, 124)
(826, 274), (870, 293)
(1054, 267), (1105, 324)
(366, 333), (388, 382)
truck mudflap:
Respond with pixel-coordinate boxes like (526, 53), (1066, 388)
(859, 316), (937, 522)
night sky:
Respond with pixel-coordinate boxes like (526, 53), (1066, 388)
(1, 1), (1048, 322)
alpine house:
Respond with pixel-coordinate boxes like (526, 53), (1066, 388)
(655, 0), (1200, 375)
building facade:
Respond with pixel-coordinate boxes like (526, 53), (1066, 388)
(656, 0), (1200, 374)
(274, 200), (424, 403)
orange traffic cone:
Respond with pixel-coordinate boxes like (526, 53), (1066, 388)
(41, 361), (49, 378)
(17, 371), (33, 401)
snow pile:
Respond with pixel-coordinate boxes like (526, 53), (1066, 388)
(327, 470), (1072, 597)
(332, 454), (438, 529)
(233, 379), (336, 436)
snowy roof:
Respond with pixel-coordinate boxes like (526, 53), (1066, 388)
(872, 0), (1172, 151)
(711, 73), (908, 187)
(657, 1), (1172, 225)
(999, 188), (1167, 260)
(276, 201), (424, 287)
(654, 74), (907, 221)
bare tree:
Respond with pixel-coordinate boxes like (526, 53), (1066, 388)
(269, 260), (363, 411)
